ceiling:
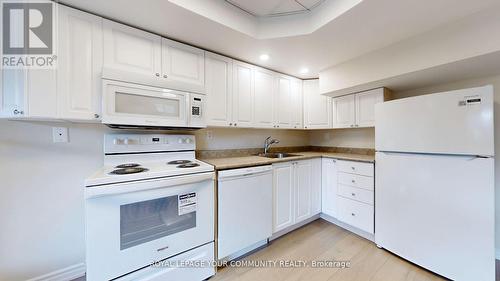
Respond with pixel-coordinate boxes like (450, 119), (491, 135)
(226, 0), (325, 17)
(60, 0), (500, 79)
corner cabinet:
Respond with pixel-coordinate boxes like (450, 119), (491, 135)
(272, 159), (321, 234)
(333, 88), (390, 128)
(58, 5), (103, 121)
(1, 4), (102, 121)
(304, 79), (332, 129)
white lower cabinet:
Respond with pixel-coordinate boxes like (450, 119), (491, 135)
(273, 159), (321, 234)
(335, 160), (374, 234)
(321, 158), (338, 218)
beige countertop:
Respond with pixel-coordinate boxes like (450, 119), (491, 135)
(200, 151), (375, 170)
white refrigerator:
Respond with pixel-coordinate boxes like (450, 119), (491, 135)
(375, 85), (495, 281)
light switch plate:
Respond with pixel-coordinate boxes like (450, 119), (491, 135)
(52, 127), (69, 143)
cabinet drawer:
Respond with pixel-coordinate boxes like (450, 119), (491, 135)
(337, 196), (374, 233)
(337, 160), (374, 177)
(337, 184), (374, 205)
(338, 172), (374, 190)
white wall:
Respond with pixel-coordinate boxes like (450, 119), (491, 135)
(0, 121), (107, 281)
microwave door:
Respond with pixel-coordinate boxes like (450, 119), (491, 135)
(102, 80), (189, 128)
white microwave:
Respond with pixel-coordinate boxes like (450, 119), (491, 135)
(102, 79), (205, 129)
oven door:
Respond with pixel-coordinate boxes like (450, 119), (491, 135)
(85, 172), (214, 281)
(102, 79), (189, 127)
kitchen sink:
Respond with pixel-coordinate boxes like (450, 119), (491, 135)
(257, 153), (302, 159)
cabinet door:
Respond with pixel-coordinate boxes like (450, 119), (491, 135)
(310, 158), (322, 215)
(304, 79), (332, 129)
(58, 6), (103, 120)
(275, 76), (293, 129)
(205, 52), (233, 127)
(291, 78), (303, 129)
(232, 61), (254, 127)
(161, 38), (205, 93)
(1, 70), (27, 118)
(103, 20), (161, 77)
(254, 68), (275, 128)
(295, 160), (312, 224)
(355, 88), (385, 127)
(273, 162), (294, 233)
(321, 158), (338, 218)
(333, 95), (356, 128)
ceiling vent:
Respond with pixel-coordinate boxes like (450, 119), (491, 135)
(225, 0), (325, 17)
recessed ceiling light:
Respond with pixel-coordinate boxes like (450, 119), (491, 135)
(300, 68), (309, 74)
(259, 54), (270, 61)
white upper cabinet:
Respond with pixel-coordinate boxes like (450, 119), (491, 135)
(304, 79), (332, 129)
(161, 38), (205, 93)
(332, 88), (389, 128)
(232, 61), (254, 127)
(333, 95), (355, 128)
(58, 5), (103, 121)
(254, 67), (276, 128)
(355, 88), (386, 127)
(275, 75), (293, 129)
(205, 52), (233, 126)
(290, 78), (303, 129)
(103, 20), (161, 77)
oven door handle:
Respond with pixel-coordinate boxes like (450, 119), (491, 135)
(85, 172), (214, 199)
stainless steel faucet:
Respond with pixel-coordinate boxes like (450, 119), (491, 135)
(264, 136), (280, 154)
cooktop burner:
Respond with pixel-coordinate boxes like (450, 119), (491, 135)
(115, 163), (141, 169)
(177, 163), (200, 168)
(168, 160), (192, 165)
(109, 167), (149, 175)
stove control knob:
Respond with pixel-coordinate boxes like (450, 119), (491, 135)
(124, 138), (130, 145)
(178, 138), (184, 144)
(113, 138), (122, 145)
(185, 138), (192, 144)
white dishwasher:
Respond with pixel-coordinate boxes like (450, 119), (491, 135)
(217, 165), (273, 260)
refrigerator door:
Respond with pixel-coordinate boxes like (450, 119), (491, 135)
(375, 85), (494, 156)
(375, 152), (495, 281)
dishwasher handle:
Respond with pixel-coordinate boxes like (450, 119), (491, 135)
(218, 165), (272, 181)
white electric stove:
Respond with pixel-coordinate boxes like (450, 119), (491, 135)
(85, 134), (215, 281)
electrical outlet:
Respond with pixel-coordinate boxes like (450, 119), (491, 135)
(206, 130), (213, 140)
(52, 127), (69, 143)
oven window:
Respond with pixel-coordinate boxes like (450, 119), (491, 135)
(115, 92), (180, 117)
(120, 195), (196, 250)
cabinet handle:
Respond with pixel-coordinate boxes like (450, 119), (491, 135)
(351, 167), (355, 170)
(277, 125), (280, 128)
(94, 113), (100, 119)
(304, 126), (308, 129)
(155, 73), (160, 77)
(351, 193), (356, 196)
(351, 213), (356, 216)
(234, 123), (237, 126)
(13, 109), (24, 115)
(351, 179), (355, 183)
(163, 75), (168, 78)
(229, 123), (233, 126)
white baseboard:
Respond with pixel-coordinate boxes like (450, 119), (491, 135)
(27, 263), (85, 281)
(320, 213), (375, 242)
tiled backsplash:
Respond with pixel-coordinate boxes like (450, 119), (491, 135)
(196, 146), (375, 159)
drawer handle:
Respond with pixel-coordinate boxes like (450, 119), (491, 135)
(351, 167), (355, 170)
(351, 213), (356, 216)
(351, 179), (355, 183)
(351, 193), (356, 196)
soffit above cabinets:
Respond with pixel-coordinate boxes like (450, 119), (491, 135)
(225, 0), (325, 17)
